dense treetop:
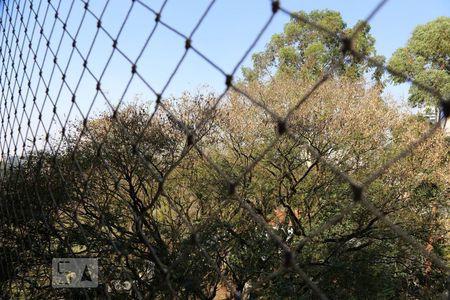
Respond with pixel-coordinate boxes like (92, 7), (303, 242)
(242, 10), (385, 83)
(388, 17), (450, 109)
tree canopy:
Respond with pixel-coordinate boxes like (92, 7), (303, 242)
(1, 9), (449, 300)
(242, 10), (385, 83)
(1, 80), (449, 298)
(388, 17), (450, 109)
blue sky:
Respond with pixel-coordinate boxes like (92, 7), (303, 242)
(101, 0), (449, 98)
(0, 0), (449, 152)
(79, 0), (449, 102)
(39, 0), (449, 107)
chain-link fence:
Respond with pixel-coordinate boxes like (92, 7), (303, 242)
(1, 0), (449, 299)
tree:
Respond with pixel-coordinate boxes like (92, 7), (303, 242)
(388, 17), (450, 113)
(2, 14), (449, 299)
(1, 82), (448, 298)
(216, 77), (449, 298)
(242, 10), (385, 83)
(0, 98), (222, 299)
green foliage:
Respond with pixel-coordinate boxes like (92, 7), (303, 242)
(1, 91), (448, 298)
(242, 10), (384, 83)
(2, 13), (449, 300)
(388, 17), (450, 108)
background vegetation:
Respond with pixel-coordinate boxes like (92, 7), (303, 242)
(1, 10), (449, 300)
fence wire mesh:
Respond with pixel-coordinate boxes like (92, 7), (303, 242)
(0, 0), (449, 299)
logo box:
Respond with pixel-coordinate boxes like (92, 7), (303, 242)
(52, 258), (98, 288)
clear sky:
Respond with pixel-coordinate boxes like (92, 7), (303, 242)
(75, 0), (450, 102)
(0, 0), (449, 153)
(86, 0), (450, 98)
